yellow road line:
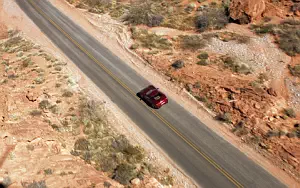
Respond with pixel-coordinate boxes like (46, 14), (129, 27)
(27, 0), (243, 187)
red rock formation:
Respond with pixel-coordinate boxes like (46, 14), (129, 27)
(229, 0), (266, 24)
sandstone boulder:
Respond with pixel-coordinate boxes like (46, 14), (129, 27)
(229, 0), (266, 24)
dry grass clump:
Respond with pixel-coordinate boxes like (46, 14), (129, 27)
(0, 31), (35, 53)
(131, 27), (172, 50)
(196, 7), (229, 32)
(179, 35), (207, 50)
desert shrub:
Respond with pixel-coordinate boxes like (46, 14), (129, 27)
(250, 24), (275, 35)
(284, 108), (296, 118)
(2, 36), (22, 48)
(22, 58), (32, 68)
(147, 14), (164, 27)
(39, 100), (50, 110)
(263, 17), (272, 22)
(113, 163), (137, 185)
(196, 7), (229, 32)
(194, 95), (208, 103)
(159, 175), (174, 186)
(62, 90), (73, 97)
(123, 145), (144, 163)
(277, 29), (300, 56)
(232, 122), (248, 137)
(21, 180), (47, 188)
(131, 28), (172, 49)
(197, 52), (209, 59)
(171, 60), (184, 69)
(222, 57), (251, 74)
(103, 182), (112, 188)
(55, 83), (61, 88)
(54, 66), (62, 71)
(49, 105), (59, 114)
(197, 59), (208, 66)
(30, 109), (42, 116)
(66, 0), (75, 4)
(34, 77), (45, 84)
(44, 169), (53, 175)
(286, 131), (297, 138)
(194, 81), (201, 88)
(179, 35), (207, 50)
(125, 1), (164, 27)
(258, 73), (269, 83)
(288, 64), (300, 77)
(266, 130), (280, 138)
(113, 134), (130, 151)
(281, 19), (300, 26)
(74, 138), (90, 151)
(292, 3), (300, 12)
(216, 112), (231, 123)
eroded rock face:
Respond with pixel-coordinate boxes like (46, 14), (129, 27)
(229, 0), (266, 24)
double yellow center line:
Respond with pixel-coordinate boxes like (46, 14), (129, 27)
(27, 0), (243, 187)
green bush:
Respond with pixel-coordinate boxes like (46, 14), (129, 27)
(44, 169), (53, 175)
(277, 29), (300, 56)
(113, 163), (137, 185)
(196, 7), (229, 32)
(197, 59), (208, 66)
(194, 95), (208, 102)
(125, 1), (164, 27)
(62, 90), (73, 97)
(288, 64), (300, 77)
(171, 60), (184, 69)
(216, 112), (231, 123)
(250, 24), (275, 35)
(284, 108), (296, 118)
(74, 138), (90, 151)
(21, 180), (47, 188)
(131, 28), (172, 49)
(39, 100), (50, 110)
(197, 52), (209, 59)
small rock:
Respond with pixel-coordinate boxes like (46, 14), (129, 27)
(185, 83), (193, 92)
(171, 60), (184, 69)
(145, 177), (163, 188)
(259, 142), (269, 149)
(26, 91), (39, 102)
(274, 115), (281, 119)
(131, 178), (140, 185)
(268, 116), (274, 122)
(267, 88), (277, 97)
(254, 103), (260, 109)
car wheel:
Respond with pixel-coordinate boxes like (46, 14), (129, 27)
(136, 92), (141, 98)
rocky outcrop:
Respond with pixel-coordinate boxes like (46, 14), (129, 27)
(229, 0), (266, 24)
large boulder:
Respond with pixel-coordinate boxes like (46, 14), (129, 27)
(229, 0), (266, 24)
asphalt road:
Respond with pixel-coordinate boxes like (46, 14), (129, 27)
(16, 0), (286, 187)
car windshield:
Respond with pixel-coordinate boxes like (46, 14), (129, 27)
(146, 88), (156, 96)
(154, 95), (161, 100)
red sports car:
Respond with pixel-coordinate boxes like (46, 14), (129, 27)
(137, 85), (168, 109)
